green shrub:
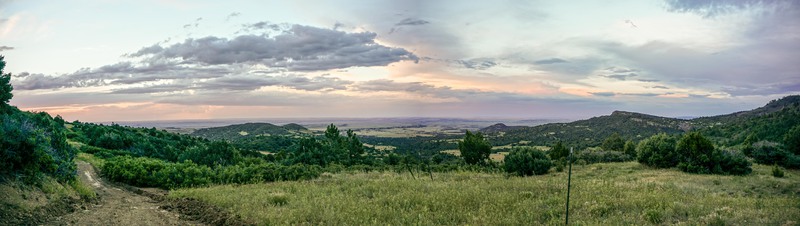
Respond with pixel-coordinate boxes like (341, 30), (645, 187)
(637, 133), (678, 168)
(549, 140), (568, 161)
(676, 132), (718, 174)
(459, 130), (491, 165)
(717, 150), (752, 175)
(623, 140), (637, 158)
(504, 147), (551, 176)
(784, 125), (800, 155)
(750, 142), (800, 169)
(675, 133), (752, 175)
(643, 208), (663, 224)
(751, 143), (787, 165)
(575, 150), (632, 164)
(1, 111), (76, 184)
(772, 165), (785, 178)
(101, 156), (168, 187)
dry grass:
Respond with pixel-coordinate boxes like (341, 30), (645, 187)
(171, 162), (800, 225)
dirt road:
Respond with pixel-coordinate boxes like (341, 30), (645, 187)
(46, 161), (204, 226)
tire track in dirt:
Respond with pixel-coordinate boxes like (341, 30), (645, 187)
(45, 161), (204, 226)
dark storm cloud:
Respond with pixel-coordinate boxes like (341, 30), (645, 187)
(0, 46), (13, 52)
(533, 58), (568, 65)
(130, 24), (418, 71)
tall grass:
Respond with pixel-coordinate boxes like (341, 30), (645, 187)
(171, 162), (799, 225)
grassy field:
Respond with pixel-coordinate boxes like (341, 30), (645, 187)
(170, 162), (799, 225)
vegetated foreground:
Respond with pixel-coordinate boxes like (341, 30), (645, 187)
(171, 162), (799, 225)
(46, 161), (200, 226)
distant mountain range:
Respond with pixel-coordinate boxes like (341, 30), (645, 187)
(481, 95), (800, 148)
(188, 95), (800, 151)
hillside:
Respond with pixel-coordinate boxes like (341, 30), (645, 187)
(191, 122), (310, 141)
(483, 110), (690, 148)
(694, 95), (800, 146)
(483, 95), (800, 148)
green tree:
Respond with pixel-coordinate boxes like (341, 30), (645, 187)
(549, 140), (568, 161)
(324, 123), (341, 141)
(601, 132), (625, 152)
(637, 133), (678, 168)
(458, 130), (491, 165)
(623, 140), (636, 158)
(784, 125), (800, 155)
(504, 147), (552, 176)
(0, 56), (13, 114)
(344, 129), (364, 165)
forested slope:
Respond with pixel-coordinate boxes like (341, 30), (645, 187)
(483, 95), (800, 149)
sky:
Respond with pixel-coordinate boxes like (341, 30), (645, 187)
(0, 0), (798, 122)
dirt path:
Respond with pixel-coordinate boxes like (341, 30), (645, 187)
(46, 161), (204, 226)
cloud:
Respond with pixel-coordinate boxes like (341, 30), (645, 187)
(130, 24), (418, 71)
(225, 12), (241, 21)
(389, 17), (430, 34)
(457, 58), (497, 70)
(14, 22), (417, 102)
(597, 66), (639, 80)
(0, 45), (12, 51)
(598, 40), (800, 96)
(664, 0), (798, 18)
(355, 79), (450, 95)
(109, 74), (353, 94)
(533, 58), (568, 65)
(591, 92), (615, 97)
(182, 17), (203, 29)
(395, 18), (430, 26)
(110, 83), (192, 94)
(239, 21), (285, 32)
(354, 79), (568, 103)
(722, 81), (800, 96)
(13, 62), (227, 90)
(601, 73), (638, 81)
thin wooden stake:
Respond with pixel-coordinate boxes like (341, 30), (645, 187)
(566, 147), (573, 225)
